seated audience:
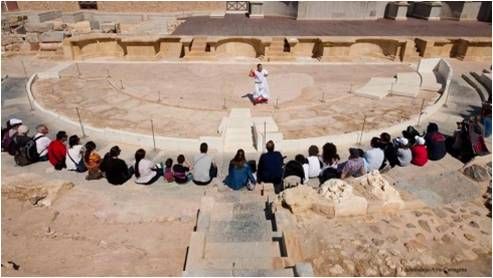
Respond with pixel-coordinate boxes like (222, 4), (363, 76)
(379, 132), (398, 169)
(321, 142), (339, 169)
(104, 146), (134, 185)
(364, 137), (384, 172)
(340, 148), (366, 179)
(257, 140), (284, 185)
(2, 118), (23, 155)
(163, 158), (174, 182)
(173, 154), (191, 184)
(12, 125), (33, 166)
(84, 141), (103, 180)
(411, 136), (428, 166)
(424, 123), (447, 161)
(33, 124), (51, 161)
(402, 125), (422, 146)
(394, 137), (412, 167)
(192, 143), (216, 185)
(134, 148), (162, 185)
(48, 131), (68, 170)
(307, 145), (322, 178)
(283, 154), (308, 184)
(66, 135), (86, 172)
(224, 149), (256, 190)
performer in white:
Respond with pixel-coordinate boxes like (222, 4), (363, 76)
(249, 63), (270, 104)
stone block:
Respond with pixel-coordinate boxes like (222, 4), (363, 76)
(101, 22), (118, 33)
(24, 22), (54, 33)
(386, 1), (409, 20)
(295, 262), (315, 276)
(463, 164), (491, 182)
(40, 31), (64, 43)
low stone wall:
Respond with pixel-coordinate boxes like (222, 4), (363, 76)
(63, 34), (491, 62)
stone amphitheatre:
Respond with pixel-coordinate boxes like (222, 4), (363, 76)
(1, 1), (492, 277)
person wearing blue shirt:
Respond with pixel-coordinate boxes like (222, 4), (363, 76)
(224, 149), (256, 190)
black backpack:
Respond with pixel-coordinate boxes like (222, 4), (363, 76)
(14, 136), (42, 166)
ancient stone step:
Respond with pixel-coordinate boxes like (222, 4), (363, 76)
(462, 72), (488, 102)
(204, 241), (281, 259)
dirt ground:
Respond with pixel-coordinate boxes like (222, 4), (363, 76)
(32, 62), (437, 139)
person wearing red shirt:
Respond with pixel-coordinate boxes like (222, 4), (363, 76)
(411, 136), (428, 167)
(48, 131), (68, 170)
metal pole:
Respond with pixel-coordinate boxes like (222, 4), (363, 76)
(275, 98), (279, 109)
(75, 107), (86, 138)
(120, 79), (124, 89)
(263, 121), (267, 152)
(75, 63), (81, 77)
(223, 97), (226, 110)
(349, 83), (353, 94)
(417, 98), (426, 127)
(106, 68), (111, 79)
(358, 115), (367, 145)
(20, 59), (28, 78)
(151, 119), (156, 151)
(321, 91), (325, 103)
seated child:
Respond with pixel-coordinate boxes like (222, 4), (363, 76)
(173, 154), (192, 184)
(164, 158), (174, 182)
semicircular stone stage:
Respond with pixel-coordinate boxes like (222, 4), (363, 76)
(32, 62), (438, 139)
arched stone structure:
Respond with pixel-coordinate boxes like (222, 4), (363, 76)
(350, 39), (400, 60)
(214, 38), (263, 58)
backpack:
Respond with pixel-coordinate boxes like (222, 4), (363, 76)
(14, 136), (40, 166)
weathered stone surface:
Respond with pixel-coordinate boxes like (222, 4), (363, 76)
(281, 186), (321, 214)
(329, 264), (344, 275)
(25, 22), (54, 33)
(463, 164), (491, 182)
(320, 179), (368, 217)
(101, 22), (118, 33)
(404, 239), (428, 253)
(354, 170), (404, 210)
(40, 31), (64, 43)
(2, 173), (74, 207)
(418, 219), (432, 233)
(463, 233), (476, 241)
(25, 32), (40, 43)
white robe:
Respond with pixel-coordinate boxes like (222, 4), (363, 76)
(253, 69), (270, 99)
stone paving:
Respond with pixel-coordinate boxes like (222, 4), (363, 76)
(173, 15), (492, 37)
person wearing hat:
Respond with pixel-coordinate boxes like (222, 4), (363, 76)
(34, 124), (51, 161)
(411, 136), (428, 167)
(394, 137), (412, 167)
(103, 145), (134, 185)
(340, 148), (366, 179)
(48, 131), (68, 170)
(2, 118), (23, 155)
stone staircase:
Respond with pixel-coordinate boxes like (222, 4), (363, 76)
(220, 108), (256, 153)
(182, 189), (313, 276)
(266, 37), (294, 61)
(462, 68), (492, 103)
(185, 37), (215, 60)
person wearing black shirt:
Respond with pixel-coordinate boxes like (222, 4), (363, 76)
(103, 146), (134, 185)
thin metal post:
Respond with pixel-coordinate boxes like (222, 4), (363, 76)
(263, 121), (267, 152)
(20, 59), (28, 78)
(106, 68), (111, 79)
(320, 91), (326, 103)
(120, 79), (124, 89)
(75, 107), (86, 138)
(348, 83), (353, 94)
(358, 115), (367, 145)
(417, 98), (426, 127)
(275, 97), (279, 109)
(151, 119), (156, 151)
(222, 97), (227, 110)
(75, 62), (81, 77)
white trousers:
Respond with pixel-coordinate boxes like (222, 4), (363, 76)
(254, 82), (270, 99)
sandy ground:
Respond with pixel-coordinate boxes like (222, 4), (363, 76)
(31, 62), (438, 139)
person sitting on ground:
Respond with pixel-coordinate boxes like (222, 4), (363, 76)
(394, 137), (412, 167)
(411, 136), (428, 167)
(48, 131), (68, 170)
(307, 145), (322, 178)
(164, 158), (174, 182)
(424, 122), (447, 161)
(33, 124), (51, 161)
(173, 154), (192, 184)
(340, 148), (366, 179)
(134, 148), (162, 185)
(379, 132), (399, 169)
(2, 118), (23, 155)
(224, 149), (256, 190)
(364, 137), (385, 172)
(104, 146), (134, 185)
(319, 142), (341, 183)
(283, 154), (308, 185)
(84, 141), (103, 180)
(12, 125), (33, 166)
(66, 135), (86, 172)
(192, 143), (217, 185)
(469, 116), (489, 156)
(257, 140), (284, 186)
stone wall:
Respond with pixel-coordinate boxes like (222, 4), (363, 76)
(297, 1), (389, 20)
(15, 1), (226, 13)
(63, 34), (492, 63)
(263, 1), (298, 18)
(440, 1), (482, 21)
(96, 1), (226, 13)
(17, 1), (80, 12)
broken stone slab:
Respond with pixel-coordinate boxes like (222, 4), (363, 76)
(463, 164), (491, 182)
(101, 22), (119, 33)
(40, 31), (64, 43)
(24, 22), (54, 33)
(25, 32), (40, 43)
(1, 173), (74, 207)
(319, 179), (368, 217)
(353, 170), (405, 211)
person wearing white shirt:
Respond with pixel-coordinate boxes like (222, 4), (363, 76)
(364, 137), (385, 172)
(307, 145), (322, 178)
(66, 135), (85, 172)
(34, 124), (51, 161)
(249, 63), (270, 103)
(134, 148), (162, 185)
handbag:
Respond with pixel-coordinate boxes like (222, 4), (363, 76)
(67, 151), (87, 172)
